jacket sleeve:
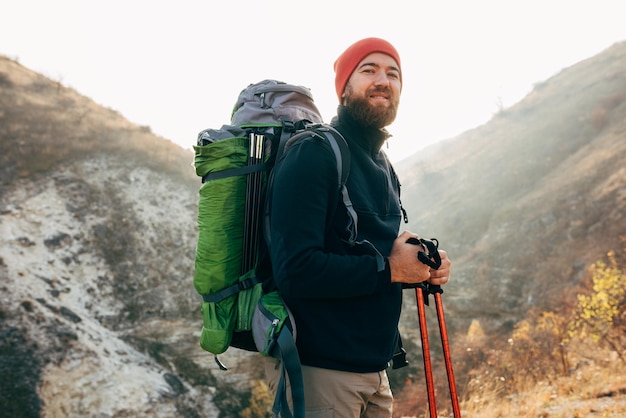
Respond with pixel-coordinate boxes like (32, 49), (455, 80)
(268, 135), (392, 300)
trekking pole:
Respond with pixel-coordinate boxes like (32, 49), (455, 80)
(430, 284), (462, 418)
(407, 237), (462, 417)
(416, 282), (438, 418)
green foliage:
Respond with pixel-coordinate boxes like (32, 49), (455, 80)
(569, 251), (626, 360)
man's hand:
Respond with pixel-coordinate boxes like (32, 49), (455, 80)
(428, 249), (450, 286)
(388, 231), (431, 285)
(388, 231), (451, 286)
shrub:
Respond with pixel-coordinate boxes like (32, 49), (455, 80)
(569, 251), (626, 362)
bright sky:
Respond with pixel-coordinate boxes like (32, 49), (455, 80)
(2, 0), (625, 162)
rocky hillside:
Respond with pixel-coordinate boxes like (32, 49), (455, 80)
(1, 39), (625, 417)
(0, 56), (260, 417)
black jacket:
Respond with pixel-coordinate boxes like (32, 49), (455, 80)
(268, 105), (404, 373)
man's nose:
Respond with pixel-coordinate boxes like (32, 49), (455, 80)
(374, 72), (390, 86)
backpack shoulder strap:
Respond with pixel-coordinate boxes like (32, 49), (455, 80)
(266, 124), (385, 271)
(273, 321), (305, 418)
(264, 123), (354, 247)
(316, 126), (386, 271)
(277, 124), (357, 242)
(307, 125), (358, 244)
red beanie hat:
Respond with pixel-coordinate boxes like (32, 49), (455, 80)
(333, 37), (402, 101)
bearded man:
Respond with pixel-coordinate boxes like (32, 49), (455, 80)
(264, 37), (452, 418)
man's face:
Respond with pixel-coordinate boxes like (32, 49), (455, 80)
(342, 52), (401, 129)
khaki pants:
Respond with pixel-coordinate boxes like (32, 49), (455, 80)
(264, 357), (393, 418)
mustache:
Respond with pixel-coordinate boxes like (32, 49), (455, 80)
(368, 86), (393, 96)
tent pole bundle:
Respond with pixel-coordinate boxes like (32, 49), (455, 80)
(242, 133), (266, 274)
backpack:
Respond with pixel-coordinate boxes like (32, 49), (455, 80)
(192, 79), (355, 418)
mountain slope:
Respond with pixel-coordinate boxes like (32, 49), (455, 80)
(396, 41), (626, 333)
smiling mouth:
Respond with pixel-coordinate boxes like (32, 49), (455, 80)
(368, 88), (391, 102)
(368, 94), (391, 106)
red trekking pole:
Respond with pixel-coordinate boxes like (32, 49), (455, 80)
(430, 284), (462, 417)
(408, 238), (462, 418)
(416, 283), (438, 418)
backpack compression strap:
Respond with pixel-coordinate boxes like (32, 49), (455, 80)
(200, 276), (260, 303)
(201, 120), (308, 183)
(201, 162), (268, 183)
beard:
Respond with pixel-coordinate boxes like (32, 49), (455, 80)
(343, 85), (399, 129)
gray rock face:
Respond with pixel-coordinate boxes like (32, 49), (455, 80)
(0, 156), (260, 417)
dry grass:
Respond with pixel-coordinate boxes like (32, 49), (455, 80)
(393, 312), (626, 418)
(393, 351), (626, 418)
(460, 356), (626, 418)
